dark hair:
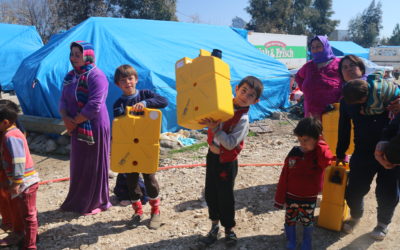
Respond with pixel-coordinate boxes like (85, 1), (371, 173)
(394, 71), (400, 80)
(293, 117), (322, 140)
(114, 64), (138, 85)
(0, 99), (19, 124)
(384, 135), (400, 164)
(342, 79), (369, 104)
(70, 42), (83, 53)
(238, 76), (263, 99)
(339, 55), (366, 81)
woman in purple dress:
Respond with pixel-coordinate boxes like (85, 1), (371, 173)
(59, 41), (111, 215)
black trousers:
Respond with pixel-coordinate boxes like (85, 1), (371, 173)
(345, 151), (399, 225)
(126, 173), (159, 201)
(205, 151), (238, 229)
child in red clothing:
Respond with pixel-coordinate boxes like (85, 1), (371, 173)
(0, 114), (27, 247)
(0, 168), (25, 247)
(274, 117), (333, 250)
(0, 168), (13, 233)
(0, 100), (39, 249)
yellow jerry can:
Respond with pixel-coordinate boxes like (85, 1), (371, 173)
(322, 103), (354, 156)
(111, 107), (162, 174)
(318, 163), (350, 231)
(318, 201), (350, 232)
(175, 49), (234, 130)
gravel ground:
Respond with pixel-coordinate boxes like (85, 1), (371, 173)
(2, 116), (400, 250)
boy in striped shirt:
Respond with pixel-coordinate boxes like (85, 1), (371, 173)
(0, 100), (39, 249)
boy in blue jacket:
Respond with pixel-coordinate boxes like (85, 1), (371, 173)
(113, 64), (168, 229)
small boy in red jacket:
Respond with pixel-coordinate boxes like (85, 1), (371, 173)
(274, 117), (333, 250)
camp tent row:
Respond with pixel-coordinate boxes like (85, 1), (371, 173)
(12, 17), (291, 132)
(0, 23), (43, 91)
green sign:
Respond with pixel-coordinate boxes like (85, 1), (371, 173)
(255, 45), (306, 59)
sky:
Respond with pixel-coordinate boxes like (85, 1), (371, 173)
(176, 0), (398, 38)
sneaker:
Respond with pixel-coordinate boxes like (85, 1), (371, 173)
(225, 231), (238, 247)
(342, 218), (360, 234)
(127, 214), (143, 229)
(149, 213), (163, 229)
(200, 225), (219, 246)
(370, 224), (388, 241)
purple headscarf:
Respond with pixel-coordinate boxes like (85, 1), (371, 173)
(310, 35), (336, 63)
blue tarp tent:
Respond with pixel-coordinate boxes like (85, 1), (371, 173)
(0, 23), (43, 91)
(13, 17), (290, 132)
(330, 41), (369, 59)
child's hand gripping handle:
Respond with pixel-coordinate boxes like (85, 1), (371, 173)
(125, 107), (162, 125)
(130, 110), (145, 116)
(335, 156), (349, 167)
(125, 106), (146, 117)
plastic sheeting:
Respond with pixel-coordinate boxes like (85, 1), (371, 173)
(0, 23), (43, 91)
(330, 41), (369, 59)
(13, 17), (290, 132)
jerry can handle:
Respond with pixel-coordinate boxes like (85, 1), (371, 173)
(337, 161), (350, 171)
(175, 57), (192, 69)
(330, 169), (342, 184)
(329, 161), (349, 184)
(125, 106), (148, 117)
(199, 49), (211, 56)
(130, 111), (145, 116)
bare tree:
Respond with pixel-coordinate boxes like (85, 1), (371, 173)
(1, 0), (177, 42)
(0, 0), (115, 42)
(0, 0), (60, 43)
(57, 0), (113, 31)
(18, 0), (59, 42)
(113, 0), (177, 20)
(0, 0), (19, 23)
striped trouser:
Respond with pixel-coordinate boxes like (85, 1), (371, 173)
(285, 198), (316, 227)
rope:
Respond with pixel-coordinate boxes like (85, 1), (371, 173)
(38, 162), (284, 185)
